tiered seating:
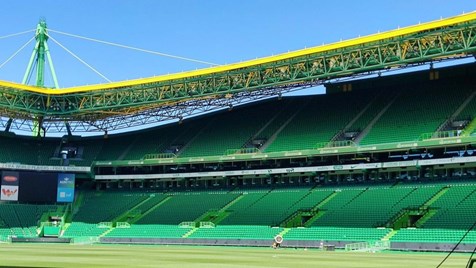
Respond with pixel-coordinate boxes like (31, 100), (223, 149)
(0, 205), (22, 228)
(220, 189), (310, 226)
(314, 186), (441, 228)
(138, 192), (239, 225)
(189, 225), (283, 240)
(421, 184), (476, 229)
(0, 135), (59, 165)
(346, 90), (396, 132)
(71, 191), (147, 223)
(391, 185), (442, 209)
(124, 122), (201, 160)
(285, 227), (391, 241)
(0, 228), (12, 238)
(106, 225), (190, 238)
(360, 82), (473, 145)
(265, 91), (372, 152)
(455, 85), (476, 121)
(71, 139), (104, 166)
(62, 223), (108, 238)
(391, 228), (476, 243)
(55, 181), (476, 243)
(133, 194), (168, 214)
(0, 204), (58, 237)
(63, 191), (148, 237)
(312, 188), (365, 226)
(284, 189), (334, 212)
(256, 98), (300, 143)
(95, 136), (129, 161)
(319, 188), (414, 227)
(180, 102), (280, 157)
(383, 183), (476, 244)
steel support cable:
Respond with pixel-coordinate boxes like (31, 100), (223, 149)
(0, 29), (35, 40)
(48, 29), (220, 66)
(435, 218), (476, 268)
(25, 58), (36, 85)
(0, 37), (35, 70)
(47, 34), (112, 83)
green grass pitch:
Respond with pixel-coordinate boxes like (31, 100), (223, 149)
(0, 244), (471, 267)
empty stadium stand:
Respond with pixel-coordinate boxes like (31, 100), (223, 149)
(2, 63), (476, 250)
(1, 64), (475, 168)
(1, 178), (476, 248)
(0, 204), (60, 238)
(42, 180), (476, 245)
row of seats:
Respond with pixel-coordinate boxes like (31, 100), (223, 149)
(72, 191), (148, 223)
(62, 222), (108, 238)
(0, 182), (473, 243)
(189, 225), (283, 240)
(137, 192), (239, 225)
(391, 228), (476, 243)
(285, 227), (391, 241)
(360, 81), (474, 145)
(106, 224), (191, 238)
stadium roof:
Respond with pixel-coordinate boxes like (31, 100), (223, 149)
(4, 11), (476, 94)
(1, 11), (476, 134)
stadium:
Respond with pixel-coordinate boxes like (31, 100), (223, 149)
(2, 5), (476, 268)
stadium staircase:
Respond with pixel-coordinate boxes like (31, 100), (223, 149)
(128, 195), (171, 224)
(449, 89), (476, 119)
(119, 121), (201, 160)
(381, 229), (398, 241)
(422, 186), (450, 207)
(463, 119), (476, 136)
(406, 187), (450, 227)
(182, 227), (198, 238)
(265, 90), (374, 152)
(460, 95), (476, 136)
(280, 190), (338, 227)
(278, 228), (291, 238)
(174, 118), (218, 157)
(386, 185), (445, 227)
(329, 92), (381, 142)
(389, 183), (476, 244)
(241, 101), (292, 150)
(440, 93), (476, 131)
(192, 194), (245, 225)
(111, 194), (167, 223)
(62, 191), (148, 238)
(179, 100), (289, 157)
(259, 98), (309, 152)
(352, 92), (399, 144)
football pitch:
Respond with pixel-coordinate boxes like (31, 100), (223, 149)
(0, 243), (471, 268)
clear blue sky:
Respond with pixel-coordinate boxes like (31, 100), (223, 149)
(0, 0), (475, 90)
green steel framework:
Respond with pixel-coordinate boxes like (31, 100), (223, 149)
(22, 19), (59, 88)
(1, 19), (476, 133)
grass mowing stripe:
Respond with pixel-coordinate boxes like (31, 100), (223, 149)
(0, 244), (471, 268)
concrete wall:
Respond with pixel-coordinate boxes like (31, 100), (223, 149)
(391, 242), (476, 253)
(100, 238), (360, 249)
(12, 237), (71, 243)
(100, 237), (476, 253)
